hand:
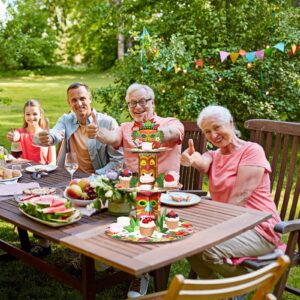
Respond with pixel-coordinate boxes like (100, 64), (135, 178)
(86, 111), (99, 139)
(38, 130), (52, 146)
(180, 139), (201, 167)
(7, 130), (19, 142)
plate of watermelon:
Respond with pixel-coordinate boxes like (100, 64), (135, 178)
(18, 195), (81, 227)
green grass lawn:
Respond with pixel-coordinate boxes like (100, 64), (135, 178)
(0, 72), (299, 299)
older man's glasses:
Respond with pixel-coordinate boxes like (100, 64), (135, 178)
(127, 98), (152, 108)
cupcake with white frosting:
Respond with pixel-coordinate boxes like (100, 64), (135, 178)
(139, 217), (156, 236)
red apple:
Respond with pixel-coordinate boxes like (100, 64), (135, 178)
(78, 178), (90, 190)
(66, 184), (82, 199)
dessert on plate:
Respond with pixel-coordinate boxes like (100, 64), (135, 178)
(118, 169), (133, 189)
(165, 210), (180, 230)
(163, 171), (179, 188)
(139, 217), (156, 236)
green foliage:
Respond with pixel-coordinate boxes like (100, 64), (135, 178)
(66, 0), (118, 69)
(93, 0), (300, 131)
(0, 0), (58, 70)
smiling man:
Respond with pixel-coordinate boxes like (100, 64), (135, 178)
(89, 83), (184, 176)
(35, 82), (123, 174)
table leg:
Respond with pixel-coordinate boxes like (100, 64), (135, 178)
(17, 227), (31, 252)
(151, 264), (171, 291)
(81, 255), (95, 300)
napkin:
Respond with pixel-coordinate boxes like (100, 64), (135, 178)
(0, 182), (40, 197)
(76, 206), (97, 217)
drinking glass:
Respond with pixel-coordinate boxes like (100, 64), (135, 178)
(11, 142), (22, 159)
(64, 152), (78, 181)
(12, 164), (22, 176)
(0, 146), (7, 166)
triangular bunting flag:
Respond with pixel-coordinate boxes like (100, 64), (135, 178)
(195, 59), (204, 68)
(255, 50), (265, 61)
(264, 48), (274, 56)
(141, 27), (150, 39)
(166, 66), (173, 72)
(239, 49), (247, 56)
(174, 65), (180, 74)
(291, 44), (297, 54)
(245, 51), (256, 62)
(230, 53), (239, 63)
(273, 42), (285, 52)
(220, 51), (230, 62)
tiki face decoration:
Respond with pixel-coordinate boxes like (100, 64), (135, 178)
(139, 154), (157, 185)
(136, 192), (161, 220)
(132, 119), (163, 149)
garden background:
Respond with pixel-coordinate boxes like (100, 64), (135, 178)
(0, 0), (299, 299)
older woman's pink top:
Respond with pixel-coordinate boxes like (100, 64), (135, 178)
(17, 128), (55, 165)
(208, 142), (282, 247)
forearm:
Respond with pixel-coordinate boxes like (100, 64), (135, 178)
(161, 125), (181, 143)
(96, 127), (121, 147)
(227, 166), (265, 206)
(191, 159), (210, 173)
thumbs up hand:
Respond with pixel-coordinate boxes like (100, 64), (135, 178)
(87, 111), (99, 139)
(45, 118), (50, 131)
(37, 118), (53, 146)
(188, 139), (195, 155)
(180, 139), (202, 167)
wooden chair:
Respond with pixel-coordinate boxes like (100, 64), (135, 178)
(243, 119), (300, 299)
(180, 121), (207, 194)
(135, 255), (290, 300)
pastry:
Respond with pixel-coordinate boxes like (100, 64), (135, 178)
(139, 217), (156, 236)
(166, 211), (179, 230)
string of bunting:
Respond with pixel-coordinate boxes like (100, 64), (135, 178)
(219, 42), (300, 63)
(139, 27), (299, 74)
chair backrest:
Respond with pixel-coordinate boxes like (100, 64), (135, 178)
(244, 119), (300, 221)
(180, 121), (207, 190)
(164, 255), (290, 300)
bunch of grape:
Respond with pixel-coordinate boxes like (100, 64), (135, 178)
(83, 186), (97, 200)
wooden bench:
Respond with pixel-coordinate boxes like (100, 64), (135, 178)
(243, 119), (300, 299)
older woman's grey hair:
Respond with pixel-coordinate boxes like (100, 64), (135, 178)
(197, 105), (240, 136)
(125, 83), (155, 101)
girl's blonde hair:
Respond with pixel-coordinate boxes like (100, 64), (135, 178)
(23, 99), (46, 129)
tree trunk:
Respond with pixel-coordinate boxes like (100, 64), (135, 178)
(117, 28), (125, 60)
(114, 0), (124, 60)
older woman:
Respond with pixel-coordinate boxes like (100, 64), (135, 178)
(180, 105), (284, 279)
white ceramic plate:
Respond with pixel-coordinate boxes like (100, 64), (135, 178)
(25, 165), (57, 173)
(160, 192), (201, 207)
(0, 174), (22, 184)
(19, 208), (81, 227)
(63, 189), (94, 207)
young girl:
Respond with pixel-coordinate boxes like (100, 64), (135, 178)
(7, 99), (55, 257)
(6, 99), (55, 165)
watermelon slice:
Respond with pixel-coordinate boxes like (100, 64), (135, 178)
(51, 199), (67, 207)
(53, 208), (76, 217)
(40, 204), (67, 214)
(50, 210), (80, 223)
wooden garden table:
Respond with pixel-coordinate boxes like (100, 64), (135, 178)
(0, 162), (271, 300)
